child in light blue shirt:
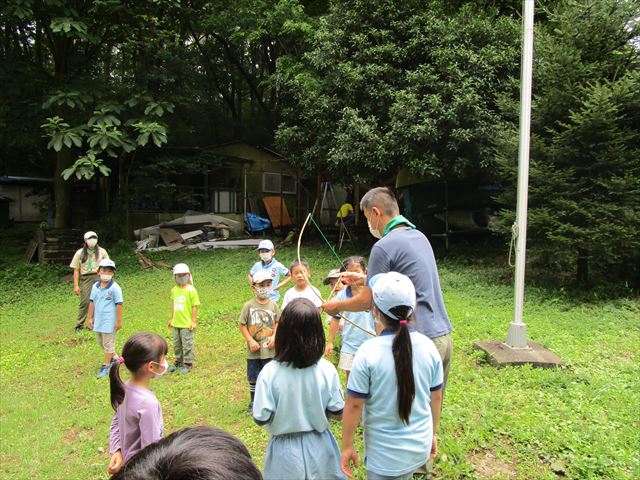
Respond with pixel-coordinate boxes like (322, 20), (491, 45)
(341, 272), (444, 480)
(87, 259), (123, 379)
(325, 256), (376, 384)
(248, 239), (290, 303)
(253, 298), (346, 480)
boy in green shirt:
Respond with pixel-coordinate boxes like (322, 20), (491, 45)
(167, 263), (200, 374)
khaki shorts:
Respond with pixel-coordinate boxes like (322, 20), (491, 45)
(338, 351), (355, 371)
(95, 332), (116, 354)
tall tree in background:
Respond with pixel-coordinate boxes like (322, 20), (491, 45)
(275, 0), (521, 180)
(492, 0), (640, 285)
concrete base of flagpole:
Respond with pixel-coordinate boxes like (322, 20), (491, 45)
(474, 340), (563, 368)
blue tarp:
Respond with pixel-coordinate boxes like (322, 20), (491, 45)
(246, 212), (271, 233)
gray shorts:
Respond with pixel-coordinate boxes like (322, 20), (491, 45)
(95, 332), (116, 354)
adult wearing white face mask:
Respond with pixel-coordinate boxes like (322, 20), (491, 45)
(69, 231), (110, 333)
(323, 186), (453, 392)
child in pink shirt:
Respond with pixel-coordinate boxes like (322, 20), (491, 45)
(107, 332), (168, 475)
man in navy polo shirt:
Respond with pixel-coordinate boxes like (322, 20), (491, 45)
(323, 186), (453, 391)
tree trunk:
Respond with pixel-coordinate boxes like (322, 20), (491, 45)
(576, 249), (589, 286)
(53, 148), (73, 227)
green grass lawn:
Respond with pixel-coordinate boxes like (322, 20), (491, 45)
(1, 227), (638, 479)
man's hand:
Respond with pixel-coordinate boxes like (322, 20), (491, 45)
(322, 299), (341, 316)
(73, 285), (81, 295)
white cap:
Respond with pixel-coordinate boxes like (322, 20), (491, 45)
(369, 272), (416, 320)
(257, 240), (274, 251)
(252, 270), (273, 284)
(173, 263), (190, 275)
(84, 231), (98, 239)
(98, 259), (116, 270)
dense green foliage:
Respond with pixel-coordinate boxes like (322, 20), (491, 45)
(0, 228), (638, 479)
(492, 0), (640, 284)
(1, 0), (638, 284)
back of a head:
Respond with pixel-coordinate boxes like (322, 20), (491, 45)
(359, 187), (399, 216)
(275, 298), (325, 368)
(110, 426), (262, 480)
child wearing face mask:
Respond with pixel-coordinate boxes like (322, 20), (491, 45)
(248, 239), (290, 304)
(238, 270), (281, 414)
(87, 259), (123, 378)
(107, 332), (168, 475)
(167, 263), (200, 374)
(69, 231), (110, 333)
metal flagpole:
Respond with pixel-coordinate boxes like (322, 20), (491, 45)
(506, 0), (535, 349)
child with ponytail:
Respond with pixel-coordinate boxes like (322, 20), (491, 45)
(341, 272), (444, 480)
(107, 332), (168, 475)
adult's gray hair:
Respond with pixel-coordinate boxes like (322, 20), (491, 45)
(360, 187), (399, 216)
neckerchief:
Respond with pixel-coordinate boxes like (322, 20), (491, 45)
(383, 215), (416, 237)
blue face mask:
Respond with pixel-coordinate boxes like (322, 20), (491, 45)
(176, 275), (189, 284)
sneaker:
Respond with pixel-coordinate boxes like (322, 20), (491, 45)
(168, 363), (179, 373)
(97, 364), (111, 379)
(179, 365), (192, 374)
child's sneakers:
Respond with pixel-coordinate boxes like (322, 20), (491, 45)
(97, 364), (111, 378)
(179, 364), (192, 374)
(168, 363), (179, 373)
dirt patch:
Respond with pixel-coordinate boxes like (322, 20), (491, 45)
(469, 449), (517, 479)
(44, 337), (90, 347)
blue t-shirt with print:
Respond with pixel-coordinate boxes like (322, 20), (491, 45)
(249, 258), (289, 302)
(333, 287), (376, 355)
(347, 329), (443, 477)
(90, 280), (123, 333)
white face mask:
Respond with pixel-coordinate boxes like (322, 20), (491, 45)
(151, 359), (168, 377)
(100, 274), (113, 282)
(259, 252), (272, 262)
(368, 217), (382, 239)
(86, 239), (98, 249)
(255, 286), (272, 299)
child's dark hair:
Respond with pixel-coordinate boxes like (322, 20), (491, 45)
(275, 298), (325, 368)
(379, 306), (415, 424)
(109, 332), (168, 410)
(110, 426), (262, 480)
(340, 255), (366, 272)
(289, 258), (310, 273)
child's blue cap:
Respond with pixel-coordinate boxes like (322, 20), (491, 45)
(257, 240), (274, 251)
(369, 272), (415, 320)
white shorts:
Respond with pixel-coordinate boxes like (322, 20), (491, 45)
(338, 351), (355, 371)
